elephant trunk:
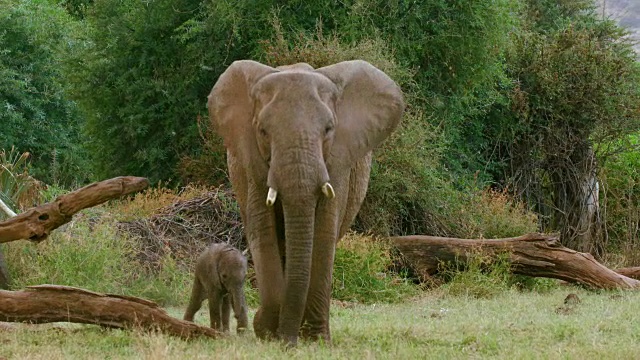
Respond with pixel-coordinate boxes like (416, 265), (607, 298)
(268, 144), (328, 345)
(278, 197), (315, 344)
(266, 144), (332, 206)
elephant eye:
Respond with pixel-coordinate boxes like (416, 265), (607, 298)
(325, 125), (334, 135)
(259, 128), (268, 137)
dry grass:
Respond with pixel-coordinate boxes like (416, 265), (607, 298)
(2, 287), (640, 359)
(457, 187), (539, 239)
(116, 186), (244, 272)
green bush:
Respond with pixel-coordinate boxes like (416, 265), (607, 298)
(600, 134), (640, 263)
(4, 217), (193, 306)
(332, 234), (419, 304)
(0, 0), (89, 185)
(0, 147), (42, 215)
(440, 252), (557, 299)
(68, 0), (223, 184)
(69, 0), (521, 187)
(440, 253), (513, 299)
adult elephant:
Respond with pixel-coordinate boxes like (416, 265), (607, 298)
(208, 60), (404, 345)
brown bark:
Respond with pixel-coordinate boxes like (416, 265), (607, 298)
(390, 233), (640, 290)
(0, 176), (149, 244)
(615, 267), (640, 280)
(0, 285), (219, 339)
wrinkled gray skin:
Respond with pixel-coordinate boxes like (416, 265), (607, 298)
(209, 60), (404, 345)
(183, 243), (249, 333)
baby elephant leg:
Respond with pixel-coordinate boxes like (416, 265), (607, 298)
(183, 278), (205, 322)
(208, 288), (225, 331)
(221, 293), (231, 332)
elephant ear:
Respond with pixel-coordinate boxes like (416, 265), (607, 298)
(208, 60), (277, 175)
(316, 60), (404, 171)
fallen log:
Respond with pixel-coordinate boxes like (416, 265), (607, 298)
(391, 233), (640, 290)
(0, 285), (218, 339)
(0, 176), (149, 244)
(615, 267), (640, 280)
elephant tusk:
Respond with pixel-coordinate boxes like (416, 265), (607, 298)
(321, 182), (335, 199)
(266, 187), (278, 206)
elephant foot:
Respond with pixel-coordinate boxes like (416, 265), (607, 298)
(253, 307), (279, 340)
(300, 322), (331, 344)
(276, 332), (299, 348)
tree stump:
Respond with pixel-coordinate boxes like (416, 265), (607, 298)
(0, 285), (218, 339)
(390, 233), (640, 290)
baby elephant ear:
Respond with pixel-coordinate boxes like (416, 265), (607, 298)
(316, 60), (404, 170)
(208, 60), (276, 165)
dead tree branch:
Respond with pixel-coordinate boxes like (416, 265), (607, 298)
(0, 285), (218, 339)
(391, 233), (640, 289)
(0, 176), (149, 244)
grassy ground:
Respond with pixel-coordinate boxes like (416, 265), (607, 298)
(2, 189), (638, 359)
(2, 287), (640, 359)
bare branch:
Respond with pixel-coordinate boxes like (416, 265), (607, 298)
(0, 285), (219, 339)
(0, 198), (16, 218)
(0, 176), (149, 244)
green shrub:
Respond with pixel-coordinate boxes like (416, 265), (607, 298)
(440, 252), (557, 298)
(484, 1), (640, 253)
(0, 0), (89, 185)
(332, 234), (419, 304)
(440, 252), (513, 299)
(68, 0), (214, 184)
(0, 147), (42, 215)
(4, 217), (192, 306)
(455, 188), (539, 239)
(600, 134), (640, 263)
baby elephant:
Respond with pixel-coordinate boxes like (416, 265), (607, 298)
(184, 243), (249, 333)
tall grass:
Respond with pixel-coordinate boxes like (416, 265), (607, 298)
(456, 187), (539, 239)
(333, 234), (420, 303)
(4, 187), (420, 307)
(438, 250), (558, 299)
(4, 217), (192, 305)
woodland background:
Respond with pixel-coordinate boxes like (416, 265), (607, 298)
(3, 2), (640, 357)
(2, 0), (640, 261)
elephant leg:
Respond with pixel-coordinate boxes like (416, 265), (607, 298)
(221, 294), (231, 332)
(208, 288), (225, 331)
(301, 172), (351, 342)
(247, 187), (284, 339)
(228, 156), (284, 339)
(300, 231), (336, 342)
(183, 278), (205, 322)
(338, 152), (372, 239)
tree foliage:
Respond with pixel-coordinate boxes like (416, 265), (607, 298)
(484, 0), (640, 253)
(0, 0), (88, 185)
(11, 0), (635, 250)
